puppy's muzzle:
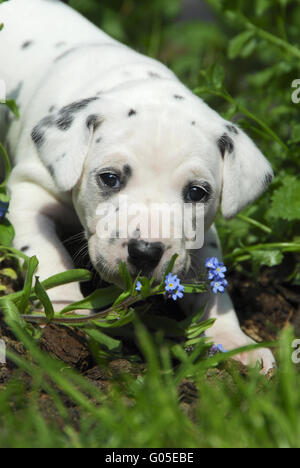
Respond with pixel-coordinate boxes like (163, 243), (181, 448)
(128, 239), (164, 274)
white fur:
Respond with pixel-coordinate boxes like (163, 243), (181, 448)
(0, 0), (275, 372)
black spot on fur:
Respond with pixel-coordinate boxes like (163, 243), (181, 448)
(31, 127), (44, 147)
(95, 137), (102, 143)
(86, 114), (100, 129)
(56, 97), (98, 131)
(21, 41), (33, 49)
(217, 133), (234, 157)
(47, 164), (55, 178)
(21, 246), (29, 252)
(49, 105), (55, 113)
(225, 124), (239, 135)
(123, 165), (132, 178)
(56, 114), (74, 131)
(31, 116), (55, 147)
(54, 47), (78, 62)
(174, 94), (184, 100)
(148, 71), (161, 78)
(40, 116), (54, 127)
(128, 109), (137, 117)
(264, 172), (274, 186)
(191, 121), (196, 126)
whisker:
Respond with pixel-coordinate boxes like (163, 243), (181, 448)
(63, 230), (86, 246)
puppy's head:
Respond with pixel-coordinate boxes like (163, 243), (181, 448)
(32, 80), (273, 284)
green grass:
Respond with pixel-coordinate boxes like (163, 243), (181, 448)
(1, 320), (300, 448)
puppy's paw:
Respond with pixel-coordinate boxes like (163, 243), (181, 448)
(207, 331), (276, 375)
(233, 344), (276, 375)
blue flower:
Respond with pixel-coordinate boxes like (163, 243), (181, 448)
(213, 263), (227, 279)
(0, 201), (9, 221)
(165, 273), (180, 291)
(135, 281), (142, 291)
(206, 257), (228, 294)
(169, 283), (185, 301)
(211, 279), (228, 294)
(164, 273), (184, 301)
(216, 344), (227, 353)
(209, 343), (227, 356)
(207, 270), (215, 280)
(205, 257), (219, 269)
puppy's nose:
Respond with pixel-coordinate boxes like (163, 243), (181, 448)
(128, 239), (164, 271)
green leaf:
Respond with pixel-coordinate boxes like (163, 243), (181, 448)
(0, 219), (15, 247)
(93, 307), (136, 329)
(163, 254), (178, 278)
(19, 256), (39, 313)
(186, 318), (216, 339)
(228, 30), (254, 59)
(118, 261), (132, 291)
(59, 285), (122, 314)
(84, 328), (122, 352)
(34, 276), (55, 321)
(113, 290), (131, 307)
(290, 124), (300, 143)
(41, 269), (92, 291)
(182, 283), (207, 294)
(255, 0), (271, 16)
(0, 267), (17, 280)
(0, 142), (12, 188)
(240, 38), (257, 58)
(268, 176), (300, 221)
(250, 250), (284, 275)
(5, 99), (20, 119)
(0, 297), (27, 329)
(211, 64), (225, 89)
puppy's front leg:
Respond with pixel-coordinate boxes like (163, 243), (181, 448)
(186, 226), (275, 373)
(8, 180), (85, 311)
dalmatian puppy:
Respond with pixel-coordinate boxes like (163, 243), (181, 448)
(0, 0), (275, 372)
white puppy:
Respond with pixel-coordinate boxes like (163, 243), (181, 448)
(0, 0), (275, 372)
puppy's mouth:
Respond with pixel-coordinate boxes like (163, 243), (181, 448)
(93, 253), (189, 287)
(87, 233), (190, 286)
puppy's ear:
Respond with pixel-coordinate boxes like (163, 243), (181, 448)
(31, 98), (101, 191)
(218, 123), (274, 219)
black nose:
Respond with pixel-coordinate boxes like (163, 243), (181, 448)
(128, 239), (164, 272)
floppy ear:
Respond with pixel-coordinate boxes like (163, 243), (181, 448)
(31, 97), (101, 191)
(218, 123), (274, 219)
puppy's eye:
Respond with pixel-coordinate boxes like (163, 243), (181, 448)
(99, 172), (120, 189)
(185, 185), (210, 203)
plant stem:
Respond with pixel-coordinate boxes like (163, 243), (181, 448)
(245, 20), (300, 61)
(194, 87), (288, 150)
(224, 242), (300, 261)
(21, 295), (141, 325)
(236, 214), (272, 234)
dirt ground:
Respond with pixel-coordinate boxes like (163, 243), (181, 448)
(0, 256), (299, 422)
